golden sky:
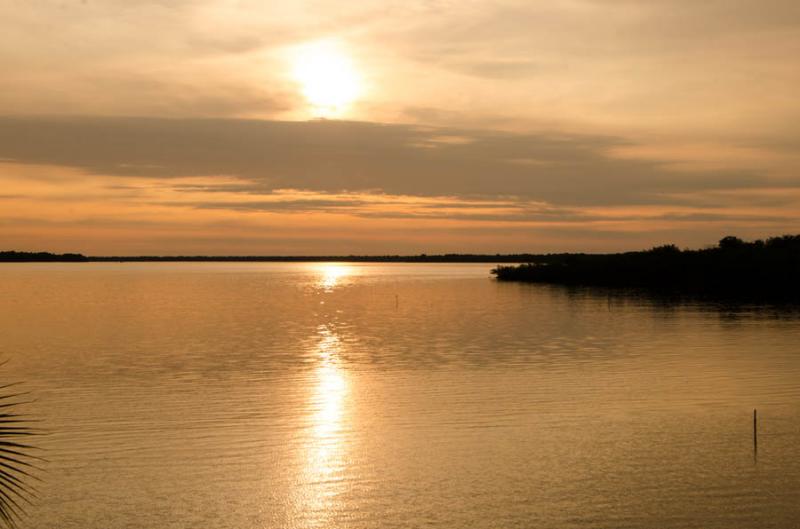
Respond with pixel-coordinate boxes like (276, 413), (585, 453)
(1, 0), (799, 254)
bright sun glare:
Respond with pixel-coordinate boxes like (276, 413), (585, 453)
(317, 263), (351, 291)
(290, 40), (362, 118)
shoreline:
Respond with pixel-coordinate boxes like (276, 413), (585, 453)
(492, 235), (800, 301)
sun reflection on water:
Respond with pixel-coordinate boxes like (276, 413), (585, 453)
(312, 327), (346, 445)
(296, 323), (350, 526)
(315, 263), (352, 292)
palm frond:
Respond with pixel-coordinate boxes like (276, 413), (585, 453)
(0, 382), (42, 529)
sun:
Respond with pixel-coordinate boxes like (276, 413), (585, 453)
(290, 40), (363, 118)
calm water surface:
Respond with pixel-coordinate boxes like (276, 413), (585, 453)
(1, 262), (799, 528)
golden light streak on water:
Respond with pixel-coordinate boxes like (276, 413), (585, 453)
(315, 263), (352, 292)
(294, 264), (352, 527)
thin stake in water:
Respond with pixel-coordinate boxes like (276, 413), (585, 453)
(754, 408), (758, 461)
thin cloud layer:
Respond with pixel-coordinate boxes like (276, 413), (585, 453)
(0, 116), (776, 208)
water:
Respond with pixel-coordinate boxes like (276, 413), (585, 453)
(1, 262), (799, 528)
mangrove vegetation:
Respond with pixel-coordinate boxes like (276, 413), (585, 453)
(492, 235), (800, 300)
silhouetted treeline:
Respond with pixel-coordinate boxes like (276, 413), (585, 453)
(89, 254), (544, 263)
(0, 251), (88, 262)
(492, 235), (800, 300)
(1, 252), (540, 263)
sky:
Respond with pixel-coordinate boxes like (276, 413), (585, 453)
(1, 0), (799, 255)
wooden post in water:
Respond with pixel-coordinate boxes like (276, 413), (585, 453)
(753, 408), (758, 460)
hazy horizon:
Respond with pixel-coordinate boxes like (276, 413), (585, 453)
(0, 232), (784, 258)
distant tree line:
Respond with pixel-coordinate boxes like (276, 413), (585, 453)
(0, 250), (88, 262)
(0, 251), (543, 263)
(87, 254), (545, 263)
(492, 234), (800, 300)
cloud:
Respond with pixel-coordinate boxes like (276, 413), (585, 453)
(181, 198), (368, 213)
(0, 116), (777, 208)
(2, 0), (799, 138)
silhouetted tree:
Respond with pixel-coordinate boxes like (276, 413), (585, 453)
(718, 236), (744, 249)
(493, 234), (800, 300)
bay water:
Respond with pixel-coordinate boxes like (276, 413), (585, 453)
(1, 263), (798, 528)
